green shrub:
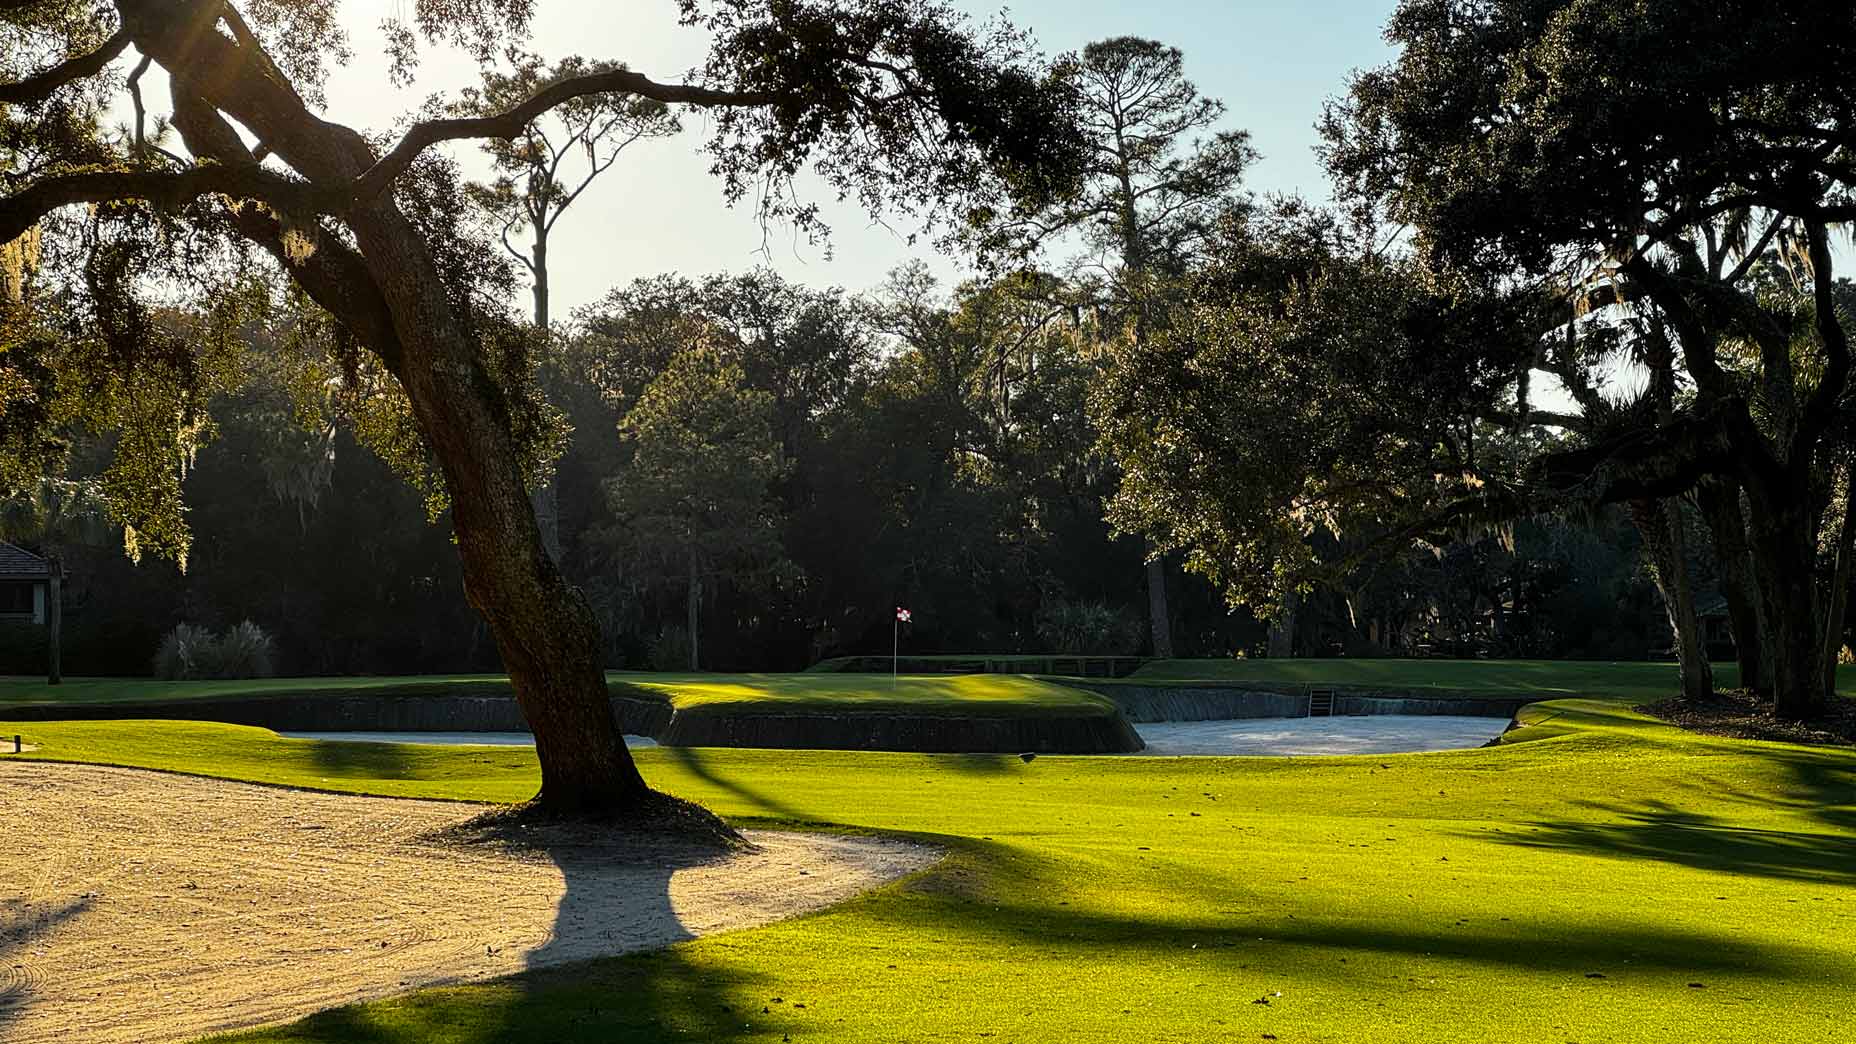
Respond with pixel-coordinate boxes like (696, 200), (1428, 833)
(154, 621), (278, 680)
(649, 625), (695, 671)
(0, 620), (48, 674)
(1035, 598), (1140, 655)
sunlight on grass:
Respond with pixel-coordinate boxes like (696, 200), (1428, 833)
(7, 672), (1856, 1043)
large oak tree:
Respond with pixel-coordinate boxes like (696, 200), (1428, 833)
(0, 0), (1083, 812)
(1322, 0), (1856, 718)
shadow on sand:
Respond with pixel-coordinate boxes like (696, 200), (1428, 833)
(0, 896), (91, 1028)
(267, 815), (803, 1044)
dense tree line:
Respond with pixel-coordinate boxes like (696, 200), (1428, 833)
(6, 262), (1682, 676)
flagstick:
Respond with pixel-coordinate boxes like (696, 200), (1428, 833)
(893, 616), (899, 689)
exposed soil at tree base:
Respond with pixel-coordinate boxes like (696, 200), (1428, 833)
(1638, 689), (1856, 748)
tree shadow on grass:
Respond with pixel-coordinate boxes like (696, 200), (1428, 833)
(1764, 747), (1856, 835)
(267, 945), (791, 1044)
(1471, 739), (1856, 886)
(299, 736), (416, 781)
(657, 745), (809, 822)
(931, 753), (1021, 776)
(1473, 800), (1856, 886)
(870, 862), (1837, 983)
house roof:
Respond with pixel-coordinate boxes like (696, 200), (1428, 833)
(0, 541), (50, 581)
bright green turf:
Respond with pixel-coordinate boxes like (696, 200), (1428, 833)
(807, 653), (1143, 673)
(629, 672), (1112, 716)
(0, 672), (1111, 717)
(1124, 656), (1795, 702)
(4, 673), (1855, 1043)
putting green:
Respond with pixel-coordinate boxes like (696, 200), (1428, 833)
(626, 672), (1113, 717)
(4, 674), (1854, 1043)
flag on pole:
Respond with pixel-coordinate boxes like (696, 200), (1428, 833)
(892, 607), (910, 686)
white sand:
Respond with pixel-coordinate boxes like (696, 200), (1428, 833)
(1128, 715), (1511, 756)
(0, 760), (936, 1044)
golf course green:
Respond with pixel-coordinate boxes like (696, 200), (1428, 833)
(3, 661), (1852, 1043)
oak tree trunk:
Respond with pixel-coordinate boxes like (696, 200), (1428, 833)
(1820, 466), (1856, 697)
(130, 1), (648, 815)
(345, 163), (644, 813)
(1145, 544), (1173, 659)
(1746, 502), (1828, 721)
(374, 239), (646, 811)
(1267, 590), (1298, 658)
(1696, 477), (1770, 694)
(1630, 498), (1713, 700)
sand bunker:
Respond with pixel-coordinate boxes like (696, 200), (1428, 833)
(1129, 714), (1512, 756)
(0, 760), (936, 1044)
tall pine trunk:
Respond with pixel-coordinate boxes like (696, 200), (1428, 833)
(528, 232), (563, 563)
(688, 547), (702, 672)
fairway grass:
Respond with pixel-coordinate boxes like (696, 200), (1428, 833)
(4, 680), (1855, 1043)
(0, 672), (1112, 717)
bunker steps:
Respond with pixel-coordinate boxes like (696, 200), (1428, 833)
(1306, 688), (1336, 717)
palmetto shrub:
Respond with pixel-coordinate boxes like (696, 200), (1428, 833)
(154, 621), (278, 680)
(648, 625), (695, 672)
(1035, 598), (1140, 655)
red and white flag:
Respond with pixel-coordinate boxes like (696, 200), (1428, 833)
(896, 607), (912, 623)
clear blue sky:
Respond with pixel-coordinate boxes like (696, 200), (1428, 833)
(310, 1), (1401, 314)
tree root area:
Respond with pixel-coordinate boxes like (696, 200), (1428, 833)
(1639, 688), (1856, 747)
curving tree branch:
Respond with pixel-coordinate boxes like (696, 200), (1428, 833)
(1797, 217), (1853, 460)
(0, 27), (132, 105)
(0, 165), (329, 245)
(350, 69), (777, 202)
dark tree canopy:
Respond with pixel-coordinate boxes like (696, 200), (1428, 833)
(1312, 0), (1856, 717)
(1097, 202), (1544, 616)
